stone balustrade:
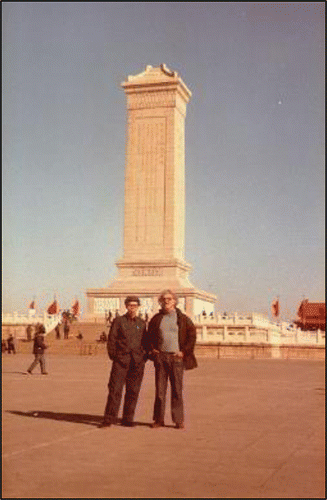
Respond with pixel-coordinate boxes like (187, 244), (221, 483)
(195, 321), (325, 347)
(2, 312), (60, 335)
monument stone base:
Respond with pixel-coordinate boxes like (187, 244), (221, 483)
(85, 259), (216, 321)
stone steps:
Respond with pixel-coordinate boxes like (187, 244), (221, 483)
(16, 321), (109, 354)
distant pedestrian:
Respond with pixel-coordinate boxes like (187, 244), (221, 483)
(63, 322), (70, 339)
(55, 324), (60, 339)
(7, 334), (16, 354)
(98, 331), (107, 342)
(27, 324), (48, 374)
(106, 311), (113, 326)
(99, 296), (147, 428)
(26, 324), (33, 342)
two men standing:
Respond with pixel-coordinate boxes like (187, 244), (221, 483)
(100, 290), (197, 429)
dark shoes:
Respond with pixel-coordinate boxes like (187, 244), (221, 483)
(27, 371), (48, 375)
(98, 421), (112, 428)
(98, 420), (135, 428)
(121, 420), (135, 427)
(151, 421), (165, 428)
(175, 422), (185, 429)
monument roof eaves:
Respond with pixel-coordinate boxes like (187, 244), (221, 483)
(121, 64), (192, 98)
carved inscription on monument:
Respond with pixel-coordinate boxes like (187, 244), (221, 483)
(132, 267), (163, 277)
(131, 116), (166, 247)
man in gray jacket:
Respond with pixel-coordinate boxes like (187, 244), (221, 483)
(99, 296), (147, 428)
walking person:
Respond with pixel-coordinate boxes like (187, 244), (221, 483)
(147, 290), (197, 429)
(55, 323), (60, 339)
(7, 334), (16, 354)
(27, 324), (48, 374)
(99, 296), (147, 428)
(2, 339), (7, 353)
(63, 322), (70, 339)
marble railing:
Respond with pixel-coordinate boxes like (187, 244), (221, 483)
(2, 312), (60, 334)
(195, 321), (325, 346)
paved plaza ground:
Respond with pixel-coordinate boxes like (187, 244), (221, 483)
(2, 353), (325, 498)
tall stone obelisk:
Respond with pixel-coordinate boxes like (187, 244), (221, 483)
(86, 64), (216, 319)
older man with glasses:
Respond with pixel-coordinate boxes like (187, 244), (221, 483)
(147, 290), (197, 429)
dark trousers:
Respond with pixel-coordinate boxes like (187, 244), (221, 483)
(28, 353), (46, 373)
(153, 352), (184, 425)
(104, 356), (145, 423)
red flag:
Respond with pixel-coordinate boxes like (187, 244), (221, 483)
(71, 300), (80, 316)
(29, 301), (35, 309)
(271, 298), (280, 318)
(47, 300), (59, 315)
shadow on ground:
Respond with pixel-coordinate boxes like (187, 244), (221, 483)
(3, 371), (30, 375)
(7, 410), (166, 428)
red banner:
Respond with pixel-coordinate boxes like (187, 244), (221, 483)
(47, 300), (58, 315)
(71, 300), (80, 316)
(271, 298), (280, 317)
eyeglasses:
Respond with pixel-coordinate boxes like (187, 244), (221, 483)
(162, 297), (174, 302)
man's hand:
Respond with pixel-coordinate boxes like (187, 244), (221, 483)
(174, 351), (184, 358)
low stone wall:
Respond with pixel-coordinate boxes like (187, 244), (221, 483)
(11, 340), (108, 356)
(195, 343), (325, 361)
(7, 340), (324, 361)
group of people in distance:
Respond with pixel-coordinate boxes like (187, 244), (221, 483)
(54, 322), (70, 339)
(100, 289), (197, 430)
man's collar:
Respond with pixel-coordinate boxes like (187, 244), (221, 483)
(160, 307), (177, 315)
(125, 313), (137, 321)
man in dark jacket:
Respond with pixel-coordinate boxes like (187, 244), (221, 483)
(147, 290), (197, 429)
(7, 334), (16, 354)
(99, 296), (147, 428)
(27, 324), (48, 374)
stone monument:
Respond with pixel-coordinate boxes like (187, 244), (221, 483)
(86, 64), (216, 319)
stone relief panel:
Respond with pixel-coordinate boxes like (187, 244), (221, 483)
(177, 297), (186, 312)
(193, 299), (214, 316)
(94, 298), (120, 314)
(139, 297), (154, 314)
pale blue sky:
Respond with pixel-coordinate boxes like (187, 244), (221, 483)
(2, 2), (325, 320)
